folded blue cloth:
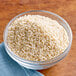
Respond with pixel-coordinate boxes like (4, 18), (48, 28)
(0, 42), (44, 76)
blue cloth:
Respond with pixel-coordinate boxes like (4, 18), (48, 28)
(0, 42), (44, 76)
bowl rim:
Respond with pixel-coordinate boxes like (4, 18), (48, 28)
(4, 10), (73, 64)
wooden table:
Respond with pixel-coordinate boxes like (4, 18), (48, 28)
(0, 0), (76, 76)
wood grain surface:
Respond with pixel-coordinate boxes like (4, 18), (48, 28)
(0, 0), (76, 76)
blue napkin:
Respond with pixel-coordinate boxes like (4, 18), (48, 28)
(0, 42), (44, 76)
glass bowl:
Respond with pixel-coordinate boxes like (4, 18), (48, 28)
(4, 10), (72, 70)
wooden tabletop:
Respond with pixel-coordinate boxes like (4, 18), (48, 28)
(0, 0), (76, 76)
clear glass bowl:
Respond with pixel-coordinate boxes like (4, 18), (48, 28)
(4, 10), (72, 70)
